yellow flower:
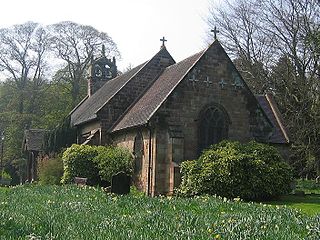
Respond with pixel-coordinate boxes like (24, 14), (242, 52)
(214, 234), (221, 239)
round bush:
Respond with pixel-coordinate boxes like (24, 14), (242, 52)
(61, 144), (100, 185)
(61, 144), (133, 186)
(178, 141), (293, 200)
(93, 146), (133, 182)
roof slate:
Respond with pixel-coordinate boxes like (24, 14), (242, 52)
(23, 129), (47, 151)
(256, 94), (289, 144)
(111, 50), (204, 132)
(70, 62), (146, 126)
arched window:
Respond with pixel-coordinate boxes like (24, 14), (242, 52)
(133, 132), (144, 174)
(198, 105), (229, 153)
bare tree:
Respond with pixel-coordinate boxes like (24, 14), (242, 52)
(0, 22), (50, 114)
(208, 0), (274, 92)
(208, 0), (320, 176)
(49, 21), (121, 106)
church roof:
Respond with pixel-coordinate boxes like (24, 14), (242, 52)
(70, 46), (175, 127)
(70, 62), (146, 126)
(256, 94), (290, 144)
(23, 129), (47, 151)
(111, 50), (205, 132)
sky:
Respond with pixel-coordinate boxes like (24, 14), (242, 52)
(0, 0), (217, 72)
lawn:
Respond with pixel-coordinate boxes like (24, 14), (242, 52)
(0, 185), (319, 239)
(266, 194), (320, 216)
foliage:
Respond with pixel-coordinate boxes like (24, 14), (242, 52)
(0, 185), (319, 239)
(295, 179), (320, 194)
(61, 144), (132, 186)
(0, 21), (120, 184)
(178, 141), (294, 200)
(1, 171), (12, 180)
(38, 155), (64, 185)
(61, 145), (100, 185)
(93, 146), (133, 182)
(0, 22), (50, 114)
(49, 21), (121, 106)
(0, 171), (12, 186)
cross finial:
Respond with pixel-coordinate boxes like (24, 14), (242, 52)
(160, 36), (167, 48)
(211, 27), (220, 40)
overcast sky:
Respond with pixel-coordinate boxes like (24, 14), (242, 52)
(0, 0), (217, 71)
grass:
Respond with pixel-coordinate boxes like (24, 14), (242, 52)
(266, 194), (320, 216)
(0, 185), (319, 239)
(295, 179), (320, 195)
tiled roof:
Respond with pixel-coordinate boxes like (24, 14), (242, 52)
(70, 62), (146, 126)
(256, 94), (290, 144)
(23, 129), (47, 151)
(111, 50), (205, 132)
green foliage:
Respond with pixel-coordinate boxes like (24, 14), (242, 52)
(295, 179), (320, 194)
(0, 185), (318, 239)
(93, 146), (133, 182)
(1, 171), (12, 180)
(179, 141), (294, 200)
(38, 155), (64, 185)
(61, 144), (133, 185)
(0, 171), (12, 186)
(61, 144), (100, 185)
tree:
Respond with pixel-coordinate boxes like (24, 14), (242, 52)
(49, 21), (120, 106)
(208, 0), (320, 176)
(0, 22), (51, 166)
(0, 22), (50, 115)
(208, 0), (274, 93)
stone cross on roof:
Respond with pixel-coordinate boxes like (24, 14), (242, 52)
(211, 27), (220, 40)
(160, 37), (167, 47)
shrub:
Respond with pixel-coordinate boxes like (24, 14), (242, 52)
(38, 155), (63, 185)
(1, 171), (12, 181)
(93, 146), (133, 182)
(61, 144), (133, 186)
(178, 141), (293, 200)
(61, 144), (100, 185)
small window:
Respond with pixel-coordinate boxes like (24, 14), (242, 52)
(133, 132), (144, 174)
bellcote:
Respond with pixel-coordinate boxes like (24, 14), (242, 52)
(88, 45), (117, 96)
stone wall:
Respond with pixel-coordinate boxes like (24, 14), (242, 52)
(111, 43), (271, 196)
(112, 127), (155, 194)
(155, 43), (261, 161)
(148, 43), (265, 195)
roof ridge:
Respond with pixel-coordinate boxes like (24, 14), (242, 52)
(108, 68), (167, 133)
(95, 46), (175, 114)
(144, 50), (206, 123)
(95, 61), (148, 114)
(111, 49), (207, 133)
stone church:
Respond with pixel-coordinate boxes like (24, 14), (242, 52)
(70, 38), (289, 196)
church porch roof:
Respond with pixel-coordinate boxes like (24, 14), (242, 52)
(22, 129), (48, 152)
